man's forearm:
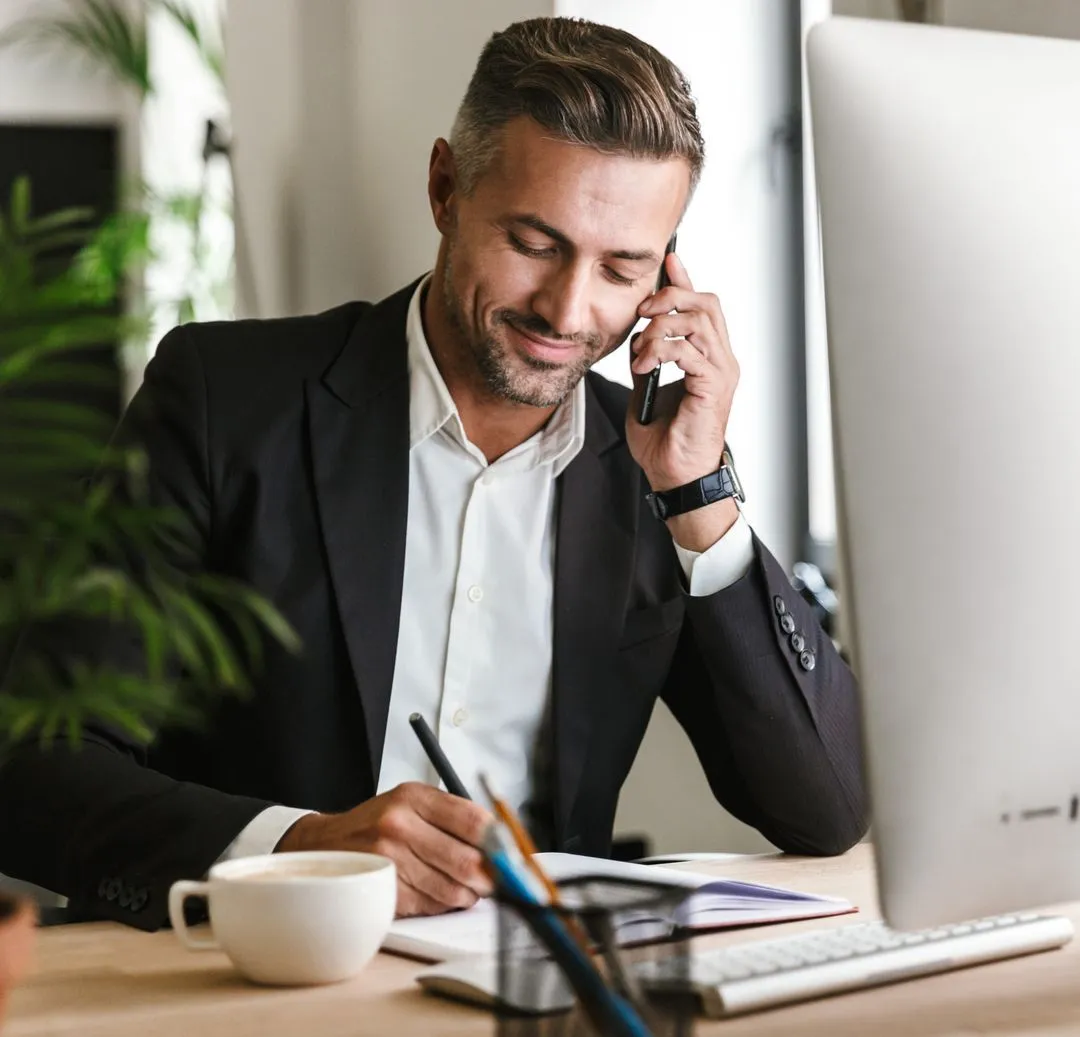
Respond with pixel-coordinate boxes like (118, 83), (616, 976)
(664, 536), (868, 855)
(0, 736), (272, 930)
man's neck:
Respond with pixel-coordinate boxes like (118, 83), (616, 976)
(422, 270), (558, 464)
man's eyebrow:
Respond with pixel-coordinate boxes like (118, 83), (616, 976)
(507, 214), (661, 265)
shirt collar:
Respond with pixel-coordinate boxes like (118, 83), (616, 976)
(406, 275), (585, 476)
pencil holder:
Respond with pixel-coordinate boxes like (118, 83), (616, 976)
(494, 875), (696, 1037)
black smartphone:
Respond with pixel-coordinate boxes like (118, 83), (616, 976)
(637, 234), (677, 425)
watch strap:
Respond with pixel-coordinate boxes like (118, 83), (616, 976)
(646, 452), (744, 520)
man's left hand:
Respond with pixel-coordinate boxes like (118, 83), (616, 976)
(625, 252), (741, 551)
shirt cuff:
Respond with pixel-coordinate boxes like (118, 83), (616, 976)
(673, 512), (755, 596)
(214, 805), (315, 865)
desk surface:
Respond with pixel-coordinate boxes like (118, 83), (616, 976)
(8, 844), (1080, 1037)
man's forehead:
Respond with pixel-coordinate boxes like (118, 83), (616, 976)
(478, 118), (689, 243)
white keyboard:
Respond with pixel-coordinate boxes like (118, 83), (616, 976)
(639, 912), (1074, 1017)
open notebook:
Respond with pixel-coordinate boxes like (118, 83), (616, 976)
(385, 851), (854, 961)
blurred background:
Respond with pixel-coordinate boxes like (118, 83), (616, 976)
(3, 0), (1079, 874)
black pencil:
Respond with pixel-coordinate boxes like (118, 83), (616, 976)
(408, 712), (472, 800)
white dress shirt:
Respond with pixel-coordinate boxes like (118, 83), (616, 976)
(218, 278), (755, 862)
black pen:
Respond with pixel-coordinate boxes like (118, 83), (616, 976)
(408, 712), (472, 800)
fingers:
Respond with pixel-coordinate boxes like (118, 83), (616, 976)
(371, 810), (485, 911)
(391, 843), (480, 917)
(388, 836), (483, 913)
(633, 310), (717, 361)
(405, 782), (492, 847)
(632, 309), (739, 391)
(640, 283), (727, 334)
(640, 285), (733, 357)
(395, 865), (466, 918)
(631, 331), (710, 382)
(396, 783), (494, 895)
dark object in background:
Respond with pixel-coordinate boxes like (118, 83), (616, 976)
(0, 123), (123, 422)
(790, 561), (839, 640)
(611, 837), (651, 863)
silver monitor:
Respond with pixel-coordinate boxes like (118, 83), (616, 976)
(808, 16), (1080, 931)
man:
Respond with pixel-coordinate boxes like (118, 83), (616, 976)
(0, 17), (866, 930)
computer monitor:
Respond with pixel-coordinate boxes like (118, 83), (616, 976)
(807, 16), (1080, 932)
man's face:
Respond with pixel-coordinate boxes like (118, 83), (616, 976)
(435, 117), (690, 408)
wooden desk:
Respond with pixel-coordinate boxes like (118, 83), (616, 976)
(7, 844), (1080, 1036)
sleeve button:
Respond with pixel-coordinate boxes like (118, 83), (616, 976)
(799, 650), (817, 672)
(779, 613), (796, 634)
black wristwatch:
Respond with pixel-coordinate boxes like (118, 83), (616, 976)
(645, 447), (745, 521)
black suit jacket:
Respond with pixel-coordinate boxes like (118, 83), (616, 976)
(0, 281), (867, 930)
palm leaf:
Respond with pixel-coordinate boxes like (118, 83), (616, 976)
(0, 176), (303, 758)
(0, 400), (116, 438)
(156, 0), (224, 87)
(0, 0), (153, 98)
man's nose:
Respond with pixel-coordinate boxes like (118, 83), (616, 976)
(530, 262), (591, 339)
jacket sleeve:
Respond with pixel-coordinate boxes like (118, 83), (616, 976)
(0, 327), (273, 931)
(660, 533), (869, 855)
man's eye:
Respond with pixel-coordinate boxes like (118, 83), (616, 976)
(509, 234), (555, 258)
(605, 268), (638, 287)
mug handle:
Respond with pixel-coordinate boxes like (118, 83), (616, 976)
(168, 880), (219, 950)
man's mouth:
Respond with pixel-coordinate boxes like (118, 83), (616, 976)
(505, 321), (582, 364)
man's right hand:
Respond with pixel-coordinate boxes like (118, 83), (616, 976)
(274, 782), (494, 917)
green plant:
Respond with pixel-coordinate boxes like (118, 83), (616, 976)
(1, 0), (237, 334)
(0, 0), (224, 99)
(0, 177), (299, 750)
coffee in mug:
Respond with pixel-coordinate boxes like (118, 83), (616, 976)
(169, 851), (396, 986)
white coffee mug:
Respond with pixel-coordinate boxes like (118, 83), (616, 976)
(168, 851), (396, 986)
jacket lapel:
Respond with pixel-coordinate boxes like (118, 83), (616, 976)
(552, 377), (639, 848)
(306, 282), (418, 787)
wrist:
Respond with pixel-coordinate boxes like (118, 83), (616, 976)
(275, 812), (325, 853)
(666, 498), (740, 553)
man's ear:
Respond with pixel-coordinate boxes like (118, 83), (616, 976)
(428, 138), (458, 235)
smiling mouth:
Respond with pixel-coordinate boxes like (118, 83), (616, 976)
(505, 322), (583, 364)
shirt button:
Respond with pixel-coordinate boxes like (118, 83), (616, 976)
(452, 707), (469, 727)
(480, 471), (494, 487)
(467, 585), (484, 603)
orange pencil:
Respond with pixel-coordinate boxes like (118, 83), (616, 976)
(478, 773), (591, 952)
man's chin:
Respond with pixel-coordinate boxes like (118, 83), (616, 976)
(497, 367), (582, 408)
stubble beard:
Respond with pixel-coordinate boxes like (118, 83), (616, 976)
(441, 244), (603, 409)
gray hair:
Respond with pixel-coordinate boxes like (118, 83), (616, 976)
(449, 17), (704, 199)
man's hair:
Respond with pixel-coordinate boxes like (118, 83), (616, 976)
(450, 17), (704, 198)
